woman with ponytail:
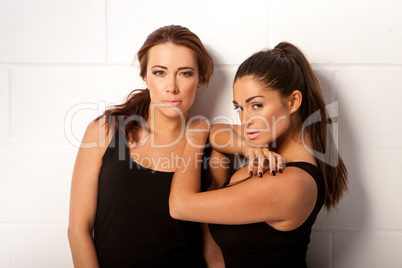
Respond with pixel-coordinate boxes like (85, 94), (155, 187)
(170, 42), (348, 267)
(68, 25), (224, 267)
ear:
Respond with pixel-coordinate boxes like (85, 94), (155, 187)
(288, 90), (302, 114)
(196, 80), (203, 91)
(143, 76), (149, 89)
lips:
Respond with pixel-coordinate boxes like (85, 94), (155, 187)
(163, 100), (182, 106)
(246, 130), (260, 140)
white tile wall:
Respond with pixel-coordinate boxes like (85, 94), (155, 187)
(13, 225), (73, 268)
(334, 231), (402, 268)
(0, 226), (12, 267)
(306, 230), (331, 268)
(107, 0), (269, 65)
(0, 146), (76, 223)
(268, 0), (402, 64)
(325, 147), (402, 230)
(312, 67), (339, 104)
(1, 0), (402, 267)
(189, 67), (239, 123)
(0, 0), (106, 63)
(337, 68), (402, 149)
(0, 65), (10, 143)
(11, 65), (143, 146)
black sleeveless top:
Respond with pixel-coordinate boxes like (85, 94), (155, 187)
(93, 128), (211, 267)
(208, 162), (325, 268)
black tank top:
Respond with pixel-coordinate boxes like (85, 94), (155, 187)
(208, 162), (325, 268)
(93, 128), (210, 267)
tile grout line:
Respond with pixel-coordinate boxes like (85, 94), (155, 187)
(0, 222), (69, 227)
(312, 226), (402, 234)
(1, 62), (402, 70)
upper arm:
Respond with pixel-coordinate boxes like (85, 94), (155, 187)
(208, 149), (230, 190)
(209, 124), (244, 155)
(201, 224), (224, 268)
(69, 119), (112, 232)
(174, 167), (318, 226)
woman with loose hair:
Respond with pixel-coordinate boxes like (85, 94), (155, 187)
(68, 25), (222, 267)
(170, 42), (348, 267)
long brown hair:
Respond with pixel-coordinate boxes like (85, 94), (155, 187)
(98, 25), (214, 144)
(234, 42), (347, 210)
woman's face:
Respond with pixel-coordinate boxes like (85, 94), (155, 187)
(233, 76), (292, 147)
(144, 42), (201, 119)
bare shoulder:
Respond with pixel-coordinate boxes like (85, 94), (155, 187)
(261, 164), (318, 227)
(268, 165), (317, 198)
(81, 117), (115, 150)
(73, 118), (114, 179)
(83, 117), (107, 140)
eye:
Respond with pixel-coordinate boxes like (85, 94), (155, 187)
(233, 106), (243, 112)
(180, 71), (193, 77)
(252, 103), (262, 110)
(153, 70), (165, 76)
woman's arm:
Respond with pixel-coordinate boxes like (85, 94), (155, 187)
(208, 149), (230, 190)
(209, 124), (285, 176)
(209, 124), (246, 155)
(169, 121), (317, 226)
(201, 150), (227, 267)
(68, 119), (111, 268)
(202, 223), (225, 268)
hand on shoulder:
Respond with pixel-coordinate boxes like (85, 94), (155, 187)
(244, 147), (286, 177)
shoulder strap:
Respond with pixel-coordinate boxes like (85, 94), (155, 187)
(285, 162), (321, 181)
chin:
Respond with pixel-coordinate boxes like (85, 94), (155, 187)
(245, 139), (269, 148)
(160, 108), (187, 119)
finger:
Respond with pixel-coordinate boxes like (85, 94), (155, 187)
(261, 148), (271, 161)
(277, 155), (285, 173)
(269, 152), (277, 176)
(247, 150), (256, 177)
(255, 151), (266, 178)
(261, 148), (272, 170)
(263, 149), (285, 174)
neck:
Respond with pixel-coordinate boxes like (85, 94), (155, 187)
(270, 127), (310, 163)
(147, 106), (187, 137)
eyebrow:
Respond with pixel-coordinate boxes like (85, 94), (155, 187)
(233, 95), (265, 105)
(151, 65), (196, 71)
(246, 95), (265, 103)
(151, 65), (167, 69)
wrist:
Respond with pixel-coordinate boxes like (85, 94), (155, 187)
(241, 138), (250, 156)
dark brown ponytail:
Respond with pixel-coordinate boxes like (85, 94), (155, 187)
(234, 42), (347, 210)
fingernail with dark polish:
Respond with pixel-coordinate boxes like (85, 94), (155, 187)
(271, 170), (276, 176)
(258, 172), (262, 178)
(279, 169), (283, 173)
(249, 171), (253, 176)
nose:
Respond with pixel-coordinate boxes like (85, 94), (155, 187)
(166, 76), (179, 94)
(241, 109), (253, 128)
